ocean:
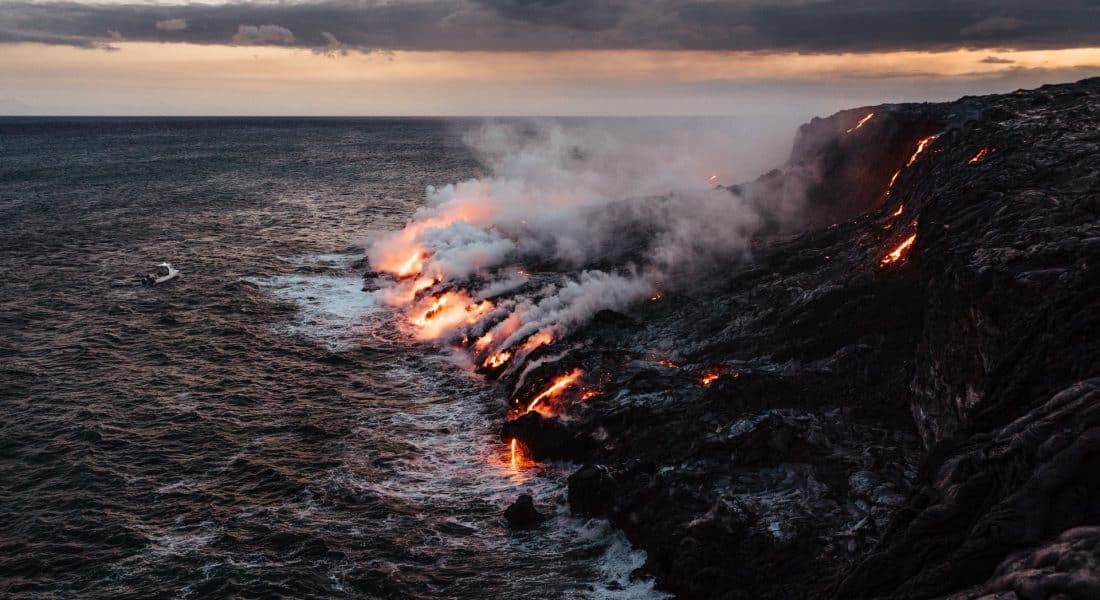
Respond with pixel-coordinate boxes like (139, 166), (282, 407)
(0, 118), (662, 599)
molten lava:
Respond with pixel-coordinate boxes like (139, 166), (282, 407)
(526, 368), (583, 413)
(906, 135), (938, 167)
(847, 112), (874, 133)
(521, 330), (555, 353)
(412, 277), (436, 293)
(658, 358), (680, 369)
(884, 170), (901, 196)
(650, 291), (663, 302)
(701, 369), (721, 386)
(968, 147), (991, 164)
(510, 438), (518, 468)
(880, 233), (917, 267)
(410, 291), (494, 340)
(581, 389), (601, 400)
(396, 251), (424, 278)
(473, 332), (494, 350)
(892, 204), (904, 217)
(483, 350), (512, 369)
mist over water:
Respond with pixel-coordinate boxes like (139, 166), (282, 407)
(0, 116), (792, 598)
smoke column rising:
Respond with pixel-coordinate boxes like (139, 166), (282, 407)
(367, 117), (806, 360)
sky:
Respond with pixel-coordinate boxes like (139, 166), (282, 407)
(1, 0), (1099, 116)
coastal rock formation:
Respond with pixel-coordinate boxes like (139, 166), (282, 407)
(504, 493), (548, 529)
(499, 78), (1100, 598)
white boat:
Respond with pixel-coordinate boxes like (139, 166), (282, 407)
(141, 262), (180, 286)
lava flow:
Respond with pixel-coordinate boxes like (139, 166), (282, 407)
(847, 112), (874, 133)
(906, 135), (938, 167)
(411, 291), (494, 340)
(968, 147), (992, 164)
(520, 330), (555, 353)
(525, 368), (583, 414)
(396, 251), (425, 278)
(701, 369), (721, 386)
(483, 350), (512, 369)
(884, 170), (901, 197)
(880, 232), (917, 267)
(473, 332), (494, 350)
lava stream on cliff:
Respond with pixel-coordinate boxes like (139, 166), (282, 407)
(968, 147), (992, 164)
(907, 135), (938, 167)
(847, 112), (875, 133)
(880, 232), (918, 267)
(525, 368), (583, 414)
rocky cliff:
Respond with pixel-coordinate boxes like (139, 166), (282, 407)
(502, 78), (1100, 598)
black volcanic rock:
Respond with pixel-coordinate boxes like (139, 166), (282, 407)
(504, 494), (547, 529)
(500, 412), (595, 461)
(349, 76), (1100, 598)
(567, 464), (618, 516)
(490, 78), (1100, 598)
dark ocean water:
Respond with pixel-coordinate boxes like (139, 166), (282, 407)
(0, 118), (660, 599)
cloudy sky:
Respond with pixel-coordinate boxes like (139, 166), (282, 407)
(2, 0), (1099, 115)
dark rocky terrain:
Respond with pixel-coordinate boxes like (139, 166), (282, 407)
(500, 78), (1100, 598)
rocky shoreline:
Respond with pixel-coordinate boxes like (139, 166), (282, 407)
(498, 78), (1100, 598)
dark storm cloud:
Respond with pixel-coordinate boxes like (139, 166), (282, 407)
(2, 0), (1099, 52)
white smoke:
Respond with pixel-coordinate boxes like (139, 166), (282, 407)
(367, 117), (805, 351)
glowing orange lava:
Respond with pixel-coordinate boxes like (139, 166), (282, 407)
(650, 292), (663, 302)
(474, 332), (494, 350)
(410, 291), (494, 340)
(581, 389), (601, 400)
(510, 438), (518, 468)
(701, 369), (721, 386)
(526, 368), (583, 413)
(483, 350), (512, 369)
(906, 135), (938, 167)
(885, 169), (901, 196)
(658, 359), (680, 369)
(892, 204), (904, 217)
(847, 112), (875, 133)
(968, 147), (991, 164)
(398, 252), (421, 276)
(521, 330), (555, 353)
(880, 233), (917, 267)
(412, 277), (436, 293)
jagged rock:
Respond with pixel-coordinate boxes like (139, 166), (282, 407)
(937, 526), (1100, 600)
(496, 78), (1100, 598)
(500, 412), (595, 461)
(836, 379), (1100, 599)
(567, 464), (618, 516)
(504, 494), (547, 529)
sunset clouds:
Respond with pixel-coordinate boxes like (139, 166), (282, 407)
(1, 1), (1099, 114)
(3, 0), (1099, 53)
